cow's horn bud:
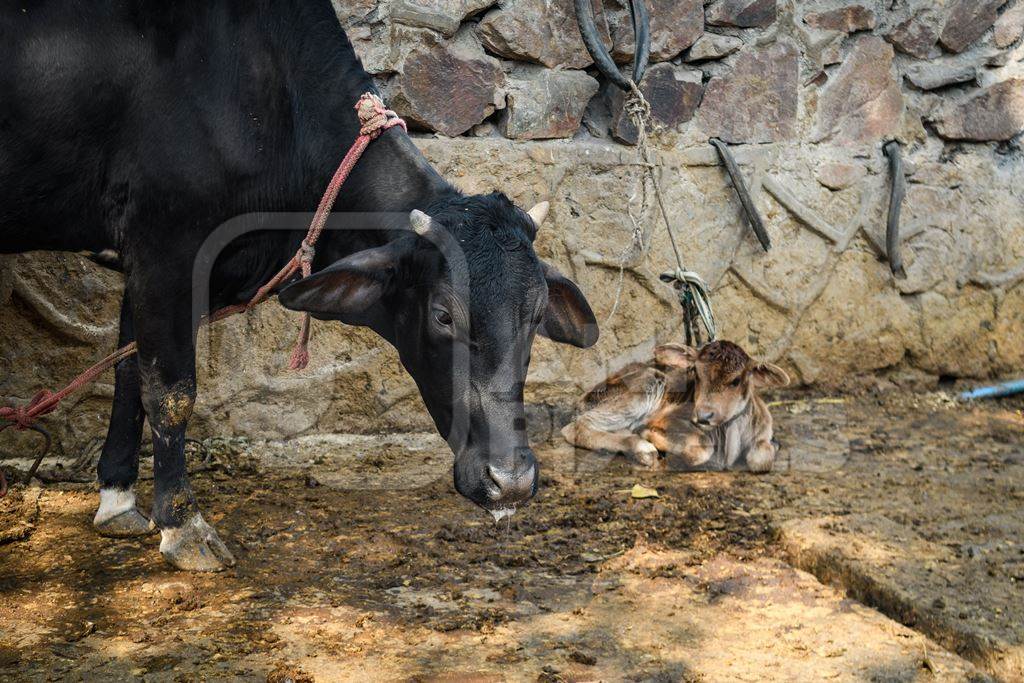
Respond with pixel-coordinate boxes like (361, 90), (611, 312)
(409, 210), (433, 236)
(527, 201), (549, 229)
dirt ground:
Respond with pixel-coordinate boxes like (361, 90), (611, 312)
(0, 388), (1021, 682)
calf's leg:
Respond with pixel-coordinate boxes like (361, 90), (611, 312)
(642, 427), (713, 469)
(129, 277), (234, 571)
(744, 439), (776, 473)
(743, 398), (777, 473)
(562, 420), (659, 466)
(94, 291), (153, 537)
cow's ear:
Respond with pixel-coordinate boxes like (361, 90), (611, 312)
(655, 343), (698, 369)
(538, 261), (599, 348)
(278, 242), (407, 320)
(750, 362), (790, 389)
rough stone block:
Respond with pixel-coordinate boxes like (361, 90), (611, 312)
(331, 0), (380, 25)
(501, 67), (599, 140)
(904, 62), (977, 91)
(939, 0), (1008, 53)
(346, 24), (397, 75)
(706, 0), (776, 28)
(812, 35), (902, 145)
(884, 1), (950, 58)
(606, 0), (704, 62)
(331, 0), (395, 74)
(685, 32), (743, 62)
(804, 4), (876, 32)
(477, 0), (610, 69)
(696, 41), (798, 144)
(386, 29), (504, 136)
(932, 78), (1024, 142)
(815, 162), (866, 191)
(607, 62), (703, 144)
(994, 4), (1024, 48)
(391, 0), (497, 36)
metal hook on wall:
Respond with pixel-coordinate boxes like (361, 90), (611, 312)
(710, 138), (771, 252)
(883, 140), (907, 279)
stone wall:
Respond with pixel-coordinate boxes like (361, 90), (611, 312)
(2, 0), (1024, 454)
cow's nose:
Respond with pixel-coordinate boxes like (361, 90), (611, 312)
(693, 411), (715, 426)
(486, 449), (537, 505)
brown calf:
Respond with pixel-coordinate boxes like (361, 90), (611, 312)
(561, 340), (789, 472)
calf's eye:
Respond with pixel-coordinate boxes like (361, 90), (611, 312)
(434, 309), (453, 327)
(731, 377), (743, 387)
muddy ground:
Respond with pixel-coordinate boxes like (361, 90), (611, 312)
(0, 388), (1021, 682)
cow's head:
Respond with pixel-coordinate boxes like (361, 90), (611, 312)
(655, 340), (789, 429)
(278, 193), (597, 517)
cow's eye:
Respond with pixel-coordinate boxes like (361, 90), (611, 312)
(730, 377), (743, 388)
(434, 309), (453, 327)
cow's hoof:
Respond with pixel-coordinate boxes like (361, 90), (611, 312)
(95, 509), (156, 538)
(632, 439), (660, 467)
(94, 487), (157, 538)
(159, 514), (236, 572)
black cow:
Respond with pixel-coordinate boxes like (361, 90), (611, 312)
(0, 0), (598, 571)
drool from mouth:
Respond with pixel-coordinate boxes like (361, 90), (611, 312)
(488, 507), (516, 523)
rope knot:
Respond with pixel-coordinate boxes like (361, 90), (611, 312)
(298, 240), (316, 265)
(623, 81), (652, 126)
(617, 78), (717, 347)
(0, 390), (55, 431)
(355, 92), (407, 139)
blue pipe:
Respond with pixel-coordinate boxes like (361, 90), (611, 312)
(959, 379), (1024, 401)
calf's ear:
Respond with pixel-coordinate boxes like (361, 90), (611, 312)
(278, 241), (407, 322)
(655, 343), (698, 369)
(538, 262), (599, 348)
(750, 362), (790, 389)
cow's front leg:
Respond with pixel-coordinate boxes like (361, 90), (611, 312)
(131, 285), (234, 571)
(94, 291), (153, 538)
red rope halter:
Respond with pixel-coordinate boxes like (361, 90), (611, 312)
(0, 92), (405, 437)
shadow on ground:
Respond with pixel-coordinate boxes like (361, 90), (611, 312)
(1, 389), (1017, 681)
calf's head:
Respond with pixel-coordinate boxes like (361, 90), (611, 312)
(278, 194), (598, 516)
(655, 340), (789, 429)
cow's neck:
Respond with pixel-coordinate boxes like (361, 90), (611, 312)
(213, 0), (457, 303)
(279, 3), (454, 223)
(214, 1), (462, 307)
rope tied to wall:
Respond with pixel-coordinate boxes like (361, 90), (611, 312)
(623, 81), (717, 347)
(573, 0), (715, 346)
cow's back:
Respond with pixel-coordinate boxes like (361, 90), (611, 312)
(0, 1), (337, 255)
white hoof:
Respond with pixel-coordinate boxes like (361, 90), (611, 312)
(632, 439), (660, 467)
(94, 488), (156, 538)
(746, 448), (775, 473)
(159, 514), (236, 572)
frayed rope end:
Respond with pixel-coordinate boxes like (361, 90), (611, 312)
(288, 344), (310, 371)
(287, 313), (313, 371)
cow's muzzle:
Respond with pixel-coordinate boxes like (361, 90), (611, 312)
(455, 447), (538, 513)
